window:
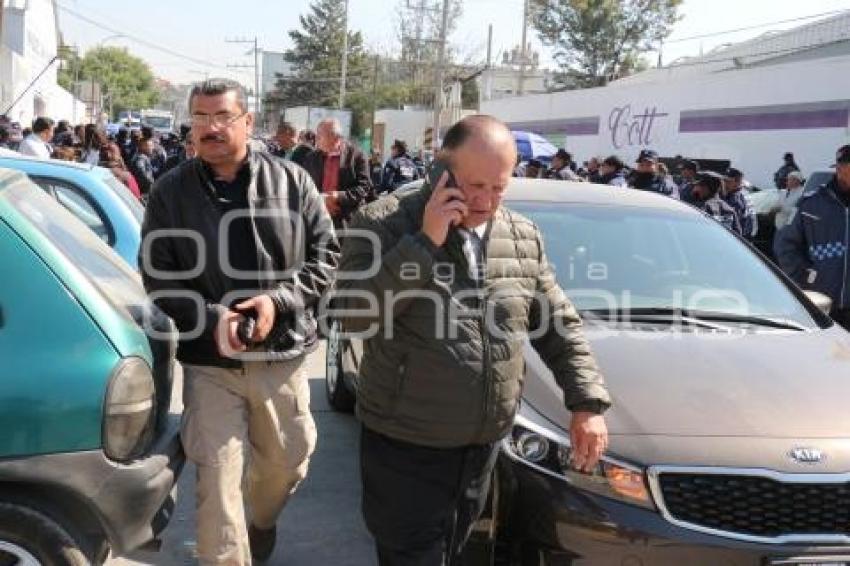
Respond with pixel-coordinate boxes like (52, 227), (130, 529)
(32, 177), (114, 245)
(511, 202), (817, 328)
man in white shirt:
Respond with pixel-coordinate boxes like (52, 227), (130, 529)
(774, 170), (806, 230)
(18, 117), (54, 159)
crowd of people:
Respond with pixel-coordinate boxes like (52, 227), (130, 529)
(1, 115), (196, 201)
(7, 109), (847, 333)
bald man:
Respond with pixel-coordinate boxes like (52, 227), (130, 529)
(335, 115), (611, 565)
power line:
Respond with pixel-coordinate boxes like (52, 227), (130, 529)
(56, 3), (227, 71)
(666, 9), (848, 44)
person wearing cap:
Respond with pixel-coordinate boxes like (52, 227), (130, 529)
(677, 159), (700, 204)
(774, 151), (801, 190)
(598, 155), (628, 187)
(691, 171), (742, 235)
(774, 170), (806, 231)
(722, 167), (757, 240)
(584, 156), (603, 183)
(545, 149), (582, 181)
(628, 149), (679, 198)
(380, 139), (421, 194)
(525, 158), (544, 179)
(776, 145), (850, 330)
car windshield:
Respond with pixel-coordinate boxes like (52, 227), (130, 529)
(511, 202), (817, 328)
(101, 168), (144, 224)
(143, 116), (172, 129)
(4, 176), (147, 317)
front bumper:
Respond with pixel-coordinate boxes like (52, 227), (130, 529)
(0, 413), (184, 555)
(501, 455), (850, 566)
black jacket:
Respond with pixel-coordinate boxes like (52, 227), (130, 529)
(290, 144), (312, 167)
(302, 143), (374, 223)
(140, 150), (340, 367)
(130, 153), (155, 195)
(380, 152), (421, 193)
(776, 177), (850, 310)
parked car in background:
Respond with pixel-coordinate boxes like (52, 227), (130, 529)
(0, 154), (143, 268)
(0, 168), (183, 565)
(327, 179), (850, 565)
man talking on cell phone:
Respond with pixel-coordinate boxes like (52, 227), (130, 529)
(335, 115), (611, 565)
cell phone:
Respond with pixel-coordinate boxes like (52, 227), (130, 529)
(427, 159), (458, 192)
(235, 306), (259, 346)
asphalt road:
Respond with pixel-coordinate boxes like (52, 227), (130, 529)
(109, 343), (376, 565)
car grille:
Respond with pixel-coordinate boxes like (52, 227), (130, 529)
(658, 473), (850, 539)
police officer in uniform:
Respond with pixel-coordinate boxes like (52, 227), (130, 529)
(691, 171), (742, 235)
(776, 145), (850, 331)
(380, 139), (421, 194)
(722, 167), (757, 240)
(628, 149), (679, 198)
(677, 159), (700, 204)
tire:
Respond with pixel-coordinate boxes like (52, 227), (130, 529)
(325, 321), (356, 412)
(0, 502), (90, 566)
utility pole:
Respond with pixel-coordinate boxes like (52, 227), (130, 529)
(226, 36), (262, 128)
(370, 54), (379, 153)
(254, 37), (261, 122)
(518, 0), (529, 96)
(432, 0), (450, 153)
(339, 0), (350, 109)
(482, 23), (493, 107)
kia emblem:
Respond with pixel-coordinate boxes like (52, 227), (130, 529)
(789, 447), (825, 465)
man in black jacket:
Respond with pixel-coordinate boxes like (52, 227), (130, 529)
(140, 79), (339, 565)
(302, 118), (373, 229)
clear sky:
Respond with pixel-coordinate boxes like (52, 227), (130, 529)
(56, 0), (850, 86)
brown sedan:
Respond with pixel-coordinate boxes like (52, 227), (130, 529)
(326, 179), (850, 566)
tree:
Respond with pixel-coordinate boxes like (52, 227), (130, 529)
(275, 0), (371, 134)
(394, 0), (463, 89)
(530, 0), (681, 89)
(59, 46), (159, 118)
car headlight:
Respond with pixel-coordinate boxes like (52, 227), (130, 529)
(504, 414), (654, 509)
(103, 357), (156, 462)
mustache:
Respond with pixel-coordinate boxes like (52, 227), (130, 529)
(200, 134), (226, 142)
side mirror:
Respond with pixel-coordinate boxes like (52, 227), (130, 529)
(804, 290), (833, 315)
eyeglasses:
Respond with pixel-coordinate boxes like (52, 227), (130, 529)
(190, 111), (247, 128)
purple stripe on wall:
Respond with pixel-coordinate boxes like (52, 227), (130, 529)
(680, 108), (849, 132)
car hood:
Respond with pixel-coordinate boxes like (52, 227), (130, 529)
(522, 325), (850, 440)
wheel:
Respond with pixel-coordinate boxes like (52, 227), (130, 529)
(325, 320), (356, 412)
(0, 503), (90, 566)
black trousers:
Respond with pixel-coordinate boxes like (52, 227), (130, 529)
(360, 426), (500, 566)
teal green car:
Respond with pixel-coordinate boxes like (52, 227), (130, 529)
(0, 168), (184, 564)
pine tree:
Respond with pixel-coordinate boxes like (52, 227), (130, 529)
(276, 0), (370, 131)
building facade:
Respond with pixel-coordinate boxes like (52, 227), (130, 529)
(1, 0), (84, 126)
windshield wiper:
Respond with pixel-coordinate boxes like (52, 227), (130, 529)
(581, 308), (807, 331)
(581, 307), (726, 330)
(680, 310), (807, 331)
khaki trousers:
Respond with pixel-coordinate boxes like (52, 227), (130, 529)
(181, 357), (317, 565)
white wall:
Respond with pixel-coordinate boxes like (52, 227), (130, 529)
(374, 109), (432, 159)
(0, 0), (79, 126)
(482, 55), (850, 188)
